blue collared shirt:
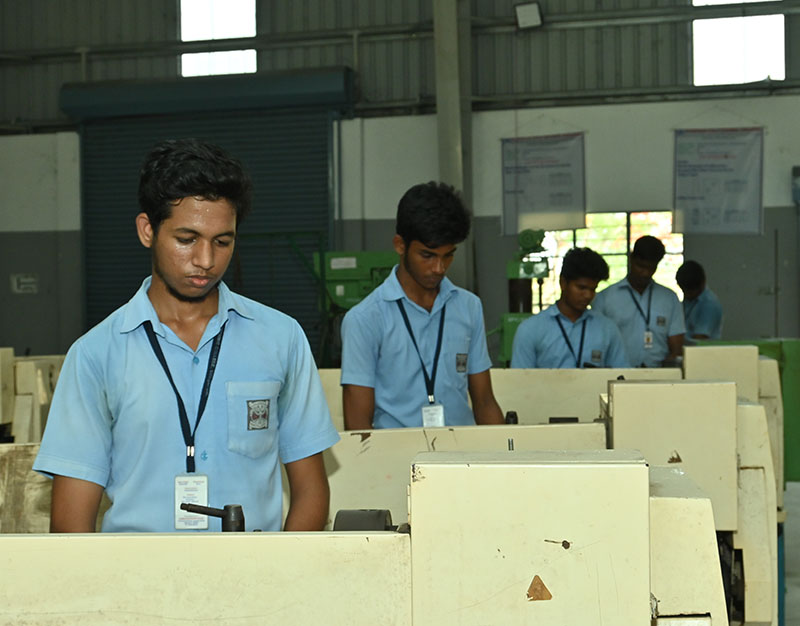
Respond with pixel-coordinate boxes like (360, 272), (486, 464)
(592, 278), (685, 367)
(34, 277), (339, 532)
(510, 304), (630, 369)
(684, 287), (723, 340)
(340, 266), (492, 429)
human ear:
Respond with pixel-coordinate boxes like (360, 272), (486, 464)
(392, 234), (406, 256)
(135, 213), (155, 249)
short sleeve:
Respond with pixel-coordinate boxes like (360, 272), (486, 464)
(340, 305), (381, 388)
(510, 318), (537, 368)
(467, 297), (493, 374)
(33, 340), (114, 486)
(603, 319), (631, 368)
(277, 321), (340, 464)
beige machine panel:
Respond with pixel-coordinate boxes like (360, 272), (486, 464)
(0, 532), (412, 625)
(649, 466), (728, 624)
(323, 423), (606, 528)
(318, 368), (344, 432)
(409, 450), (651, 626)
(491, 367), (681, 424)
(683, 345), (759, 402)
(608, 379), (738, 531)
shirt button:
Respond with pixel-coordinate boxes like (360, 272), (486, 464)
(193, 356), (200, 364)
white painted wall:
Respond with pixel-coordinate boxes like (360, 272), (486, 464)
(339, 94), (800, 222)
(0, 132), (80, 232)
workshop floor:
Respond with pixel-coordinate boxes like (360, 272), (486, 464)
(786, 481), (800, 625)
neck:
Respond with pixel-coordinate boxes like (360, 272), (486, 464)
(556, 299), (582, 323)
(627, 276), (649, 295)
(396, 265), (439, 312)
(147, 281), (219, 350)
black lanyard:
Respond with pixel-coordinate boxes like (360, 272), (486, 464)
(396, 301), (446, 404)
(627, 285), (653, 329)
(555, 316), (587, 368)
(143, 320), (225, 473)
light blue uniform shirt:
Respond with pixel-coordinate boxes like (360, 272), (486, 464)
(684, 287), (723, 340)
(592, 278), (685, 368)
(34, 278), (339, 532)
(510, 304), (630, 369)
(340, 266), (492, 429)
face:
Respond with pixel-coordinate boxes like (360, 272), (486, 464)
(393, 236), (456, 292)
(628, 256), (659, 291)
(681, 285), (703, 301)
(560, 276), (600, 316)
(136, 196), (237, 303)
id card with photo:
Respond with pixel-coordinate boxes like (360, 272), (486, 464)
(643, 330), (654, 349)
(175, 474), (209, 530)
(421, 402), (445, 427)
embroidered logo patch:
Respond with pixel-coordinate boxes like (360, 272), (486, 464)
(656, 315), (667, 327)
(456, 353), (468, 373)
(247, 399), (270, 430)
(591, 349), (602, 363)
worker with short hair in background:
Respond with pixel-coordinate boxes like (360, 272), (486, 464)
(34, 138), (339, 533)
(511, 247), (629, 369)
(592, 235), (685, 367)
(340, 181), (504, 430)
(676, 260), (723, 342)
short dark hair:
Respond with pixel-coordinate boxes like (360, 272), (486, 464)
(396, 181), (471, 248)
(631, 235), (665, 263)
(560, 247), (609, 282)
(676, 260), (706, 291)
(138, 138), (252, 233)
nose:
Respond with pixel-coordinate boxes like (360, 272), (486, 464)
(193, 239), (214, 270)
(433, 257), (446, 275)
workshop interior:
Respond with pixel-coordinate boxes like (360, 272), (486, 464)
(2, 0), (800, 624)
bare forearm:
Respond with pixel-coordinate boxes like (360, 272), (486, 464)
(283, 453), (330, 531)
(474, 399), (504, 425)
(50, 475), (103, 533)
(342, 385), (375, 430)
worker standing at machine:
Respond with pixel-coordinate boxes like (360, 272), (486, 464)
(510, 247), (629, 368)
(592, 235), (685, 367)
(34, 138), (340, 533)
(676, 260), (723, 342)
(340, 181), (504, 430)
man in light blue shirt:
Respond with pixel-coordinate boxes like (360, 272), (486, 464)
(511, 247), (629, 369)
(340, 182), (504, 430)
(34, 139), (339, 533)
(676, 260), (723, 341)
(592, 236), (685, 368)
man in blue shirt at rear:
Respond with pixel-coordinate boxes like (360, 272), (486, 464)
(340, 181), (504, 430)
(511, 247), (629, 369)
(34, 138), (339, 533)
(676, 260), (723, 342)
(592, 235), (685, 367)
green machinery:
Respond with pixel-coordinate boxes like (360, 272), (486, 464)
(493, 229), (551, 365)
(702, 337), (800, 482)
(313, 251), (398, 366)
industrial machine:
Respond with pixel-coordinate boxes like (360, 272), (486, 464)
(493, 228), (549, 364)
(312, 250), (397, 366)
(0, 447), (726, 625)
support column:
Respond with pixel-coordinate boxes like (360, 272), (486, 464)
(433, 0), (474, 291)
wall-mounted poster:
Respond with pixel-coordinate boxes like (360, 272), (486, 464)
(501, 132), (585, 235)
(673, 128), (763, 235)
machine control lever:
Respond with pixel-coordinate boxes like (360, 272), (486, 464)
(180, 502), (245, 532)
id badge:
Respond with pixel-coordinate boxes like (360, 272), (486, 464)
(643, 330), (654, 350)
(421, 402), (445, 427)
(175, 474), (209, 530)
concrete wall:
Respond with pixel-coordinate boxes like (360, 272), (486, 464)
(3, 94), (800, 357)
(0, 133), (82, 355)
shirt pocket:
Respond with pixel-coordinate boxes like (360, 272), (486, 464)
(447, 337), (471, 376)
(226, 381), (281, 459)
